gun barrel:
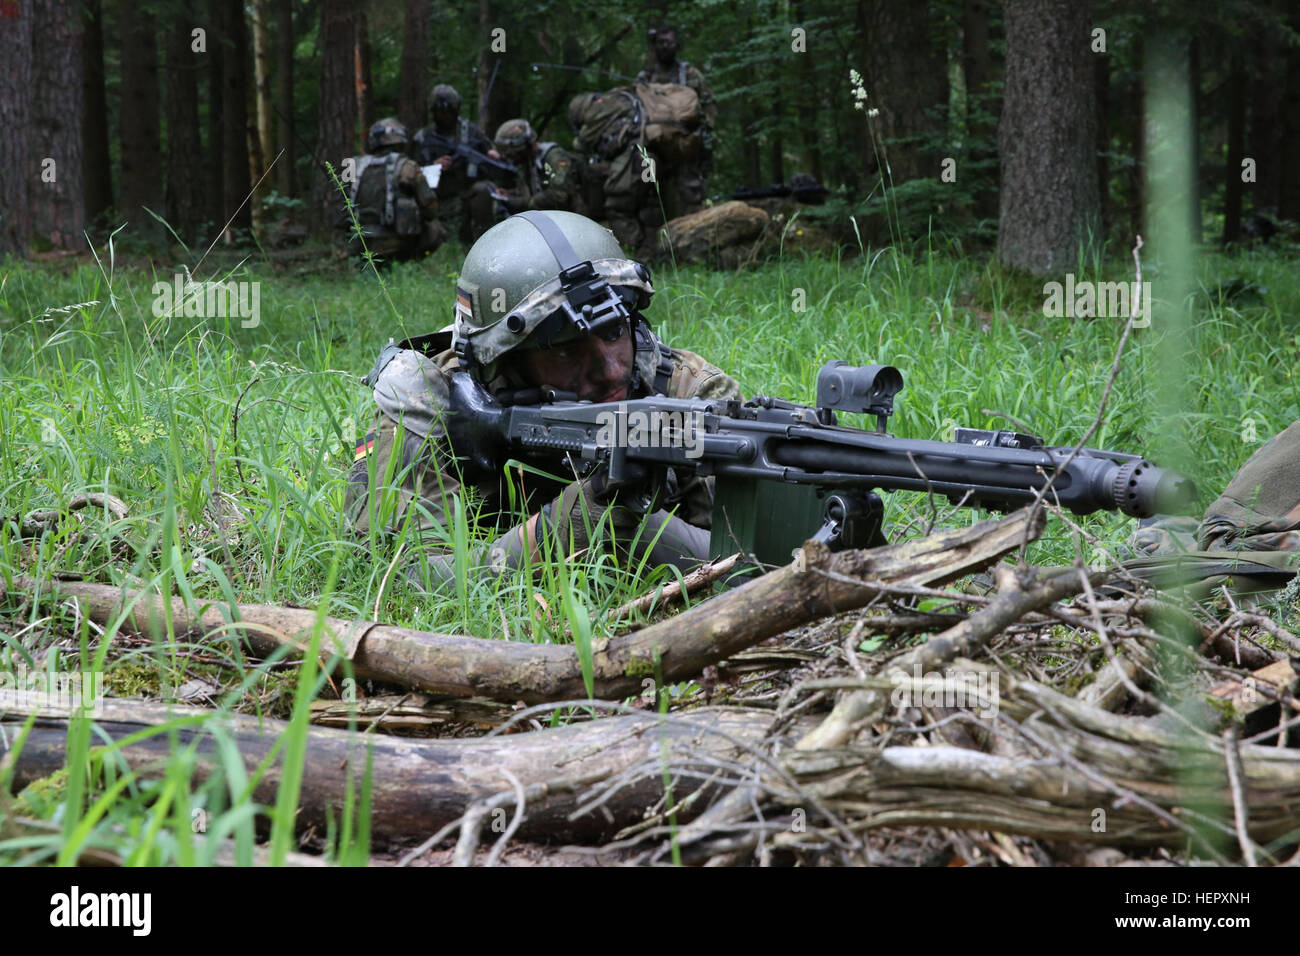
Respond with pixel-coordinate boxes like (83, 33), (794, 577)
(764, 436), (1196, 518)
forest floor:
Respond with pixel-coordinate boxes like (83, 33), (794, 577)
(1, 233), (1299, 866)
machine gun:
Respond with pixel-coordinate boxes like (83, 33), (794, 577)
(413, 131), (519, 186)
(447, 361), (1197, 565)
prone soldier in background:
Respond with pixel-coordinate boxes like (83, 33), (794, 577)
(339, 117), (445, 265)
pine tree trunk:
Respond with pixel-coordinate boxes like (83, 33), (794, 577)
(858, 0), (948, 185)
(1280, 9), (1300, 222)
(313, 0), (359, 229)
(997, 0), (1099, 275)
(165, 11), (204, 246)
(792, 0), (822, 182)
(274, 0), (295, 197)
(252, 0), (274, 188)
(219, 0), (252, 232)
(962, 0), (998, 221)
(398, 0), (430, 137)
(207, 0), (227, 230)
(81, 0), (113, 227)
(0, 0), (33, 256)
(118, 2), (163, 241)
(355, 6), (373, 141)
(1223, 50), (1244, 243)
(31, 0), (84, 251)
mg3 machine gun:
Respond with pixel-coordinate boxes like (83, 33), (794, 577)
(448, 360), (1197, 566)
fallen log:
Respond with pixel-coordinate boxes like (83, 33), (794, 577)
(16, 509), (1039, 704)
(2, 698), (777, 844)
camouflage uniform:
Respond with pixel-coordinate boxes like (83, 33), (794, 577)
(413, 116), (496, 243)
(1130, 421), (1300, 558)
(635, 59), (717, 222)
(345, 325), (742, 586)
(342, 149), (443, 263)
(519, 143), (585, 213)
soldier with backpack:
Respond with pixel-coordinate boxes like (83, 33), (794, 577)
(340, 118), (445, 265)
(635, 24), (717, 220)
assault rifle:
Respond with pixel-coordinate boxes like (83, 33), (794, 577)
(413, 131), (519, 186)
(447, 361), (1197, 564)
(721, 179), (830, 206)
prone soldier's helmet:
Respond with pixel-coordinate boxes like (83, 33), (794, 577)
(430, 84), (462, 112)
(368, 117), (408, 152)
(494, 118), (536, 159)
(451, 211), (654, 383)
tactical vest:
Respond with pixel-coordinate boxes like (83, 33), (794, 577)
(351, 153), (420, 236)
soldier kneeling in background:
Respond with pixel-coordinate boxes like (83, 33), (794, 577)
(340, 118), (446, 266)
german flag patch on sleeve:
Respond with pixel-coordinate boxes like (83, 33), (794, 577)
(353, 432), (376, 462)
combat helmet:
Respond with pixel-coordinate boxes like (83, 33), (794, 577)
(451, 211), (654, 383)
(430, 84), (462, 112)
(368, 117), (408, 152)
(494, 118), (537, 157)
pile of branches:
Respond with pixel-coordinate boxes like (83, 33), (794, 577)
(4, 507), (1299, 866)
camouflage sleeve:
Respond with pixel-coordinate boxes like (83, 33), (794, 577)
(399, 159), (439, 219)
(665, 348), (743, 402)
(687, 66), (718, 129)
(529, 149), (580, 211)
(657, 348), (742, 528)
(1198, 421), (1300, 552)
(344, 349), (463, 538)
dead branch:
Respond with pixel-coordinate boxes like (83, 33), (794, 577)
(14, 508), (1039, 704)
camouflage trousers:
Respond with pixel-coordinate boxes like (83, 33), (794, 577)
(1130, 421), (1300, 556)
(347, 221), (448, 264)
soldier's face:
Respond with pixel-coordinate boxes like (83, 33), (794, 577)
(433, 103), (458, 127)
(516, 323), (634, 403)
(654, 32), (677, 63)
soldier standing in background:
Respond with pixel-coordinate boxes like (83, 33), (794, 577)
(412, 84), (502, 244)
(635, 25), (717, 220)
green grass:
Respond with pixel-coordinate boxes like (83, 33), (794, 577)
(2, 232), (1298, 864)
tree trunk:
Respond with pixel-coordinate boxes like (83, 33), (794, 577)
(476, 0), (493, 136)
(398, 0), (431, 136)
(962, 0), (998, 221)
(31, 0), (84, 251)
(1280, 9), (1300, 222)
(0, 0), (33, 256)
(118, 1), (163, 241)
(997, 0), (1099, 275)
(354, 4), (372, 142)
(1223, 49), (1244, 243)
(252, 0), (275, 197)
(81, 0), (113, 227)
(858, 0), (948, 185)
(164, 9), (204, 246)
(314, 0), (360, 229)
(219, 0), (252, 233)
(792, 0), (822, 181)
(207, 0), (226, 231)
(274, 0), (295, 197)
(1094, 37), (1109, 239)
(1249, 23), (1284, 213)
